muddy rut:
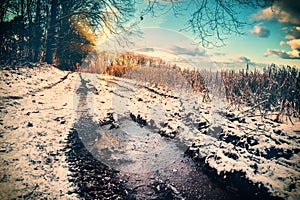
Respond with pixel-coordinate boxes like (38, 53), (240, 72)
(69, 72), (239, 199)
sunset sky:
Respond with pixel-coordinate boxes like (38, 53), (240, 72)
(121, 0), (300, 70)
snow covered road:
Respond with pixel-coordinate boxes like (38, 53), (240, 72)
(1, 64), (299, 199)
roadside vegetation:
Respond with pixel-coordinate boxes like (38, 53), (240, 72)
(102, 52), (300, 124)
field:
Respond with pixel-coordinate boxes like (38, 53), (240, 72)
(0, 59), (299, 199)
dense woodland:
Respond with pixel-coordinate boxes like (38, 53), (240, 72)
(0, 0), (134, 69)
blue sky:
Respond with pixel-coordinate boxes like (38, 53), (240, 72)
(124, 0), (300, 69)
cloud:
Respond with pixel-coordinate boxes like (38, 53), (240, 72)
(252, 1), (300, 61)
(252, 1), (300, 25)
(252, 7), (274, 21)
(276, 0), (300, 24)
(268, 34), (300, 60)
(287, 39), (300, 50)
(264, 48), (300, 59)
(139, 47), (155, 52)
(213, 52), (226, 56)
(171, 46), (205, 56)
(250, 25), (270, 38)
(285, 26), (300, 40)
(237, 56), (255, 65)
(280, 41), (286, 46)
(238, 56), (251, 63)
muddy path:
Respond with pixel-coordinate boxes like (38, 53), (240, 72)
(0, 66), (296, 199)
(69, 72), (240, 199)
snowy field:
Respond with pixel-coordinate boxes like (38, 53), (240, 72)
(0, 64), (299, 199)
(0, 64), (77, 199)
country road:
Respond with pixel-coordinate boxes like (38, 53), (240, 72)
(1, 64), (299, 199)
(72, 72), (239, 199)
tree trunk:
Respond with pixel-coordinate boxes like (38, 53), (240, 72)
(19, 0), (25, 59)
(26, 0), (33, 61)
(45, 0), (58, 64)
(33, 0), (41, 62)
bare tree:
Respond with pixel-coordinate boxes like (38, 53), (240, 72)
(142, 0), (274, 47)
(1, 0), (135, 67)
(0, 0), (277, 66)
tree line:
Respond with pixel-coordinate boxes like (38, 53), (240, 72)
(0, 0), (276, 70)
(0, 0), (134, 70)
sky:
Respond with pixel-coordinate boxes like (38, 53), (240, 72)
(97, 0), (300, 70)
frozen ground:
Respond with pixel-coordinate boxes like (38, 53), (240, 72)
(0, 64), (299, 199)
(0, 64), (76, 199)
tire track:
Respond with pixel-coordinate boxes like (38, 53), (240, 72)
(71, 73), (240, 199)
